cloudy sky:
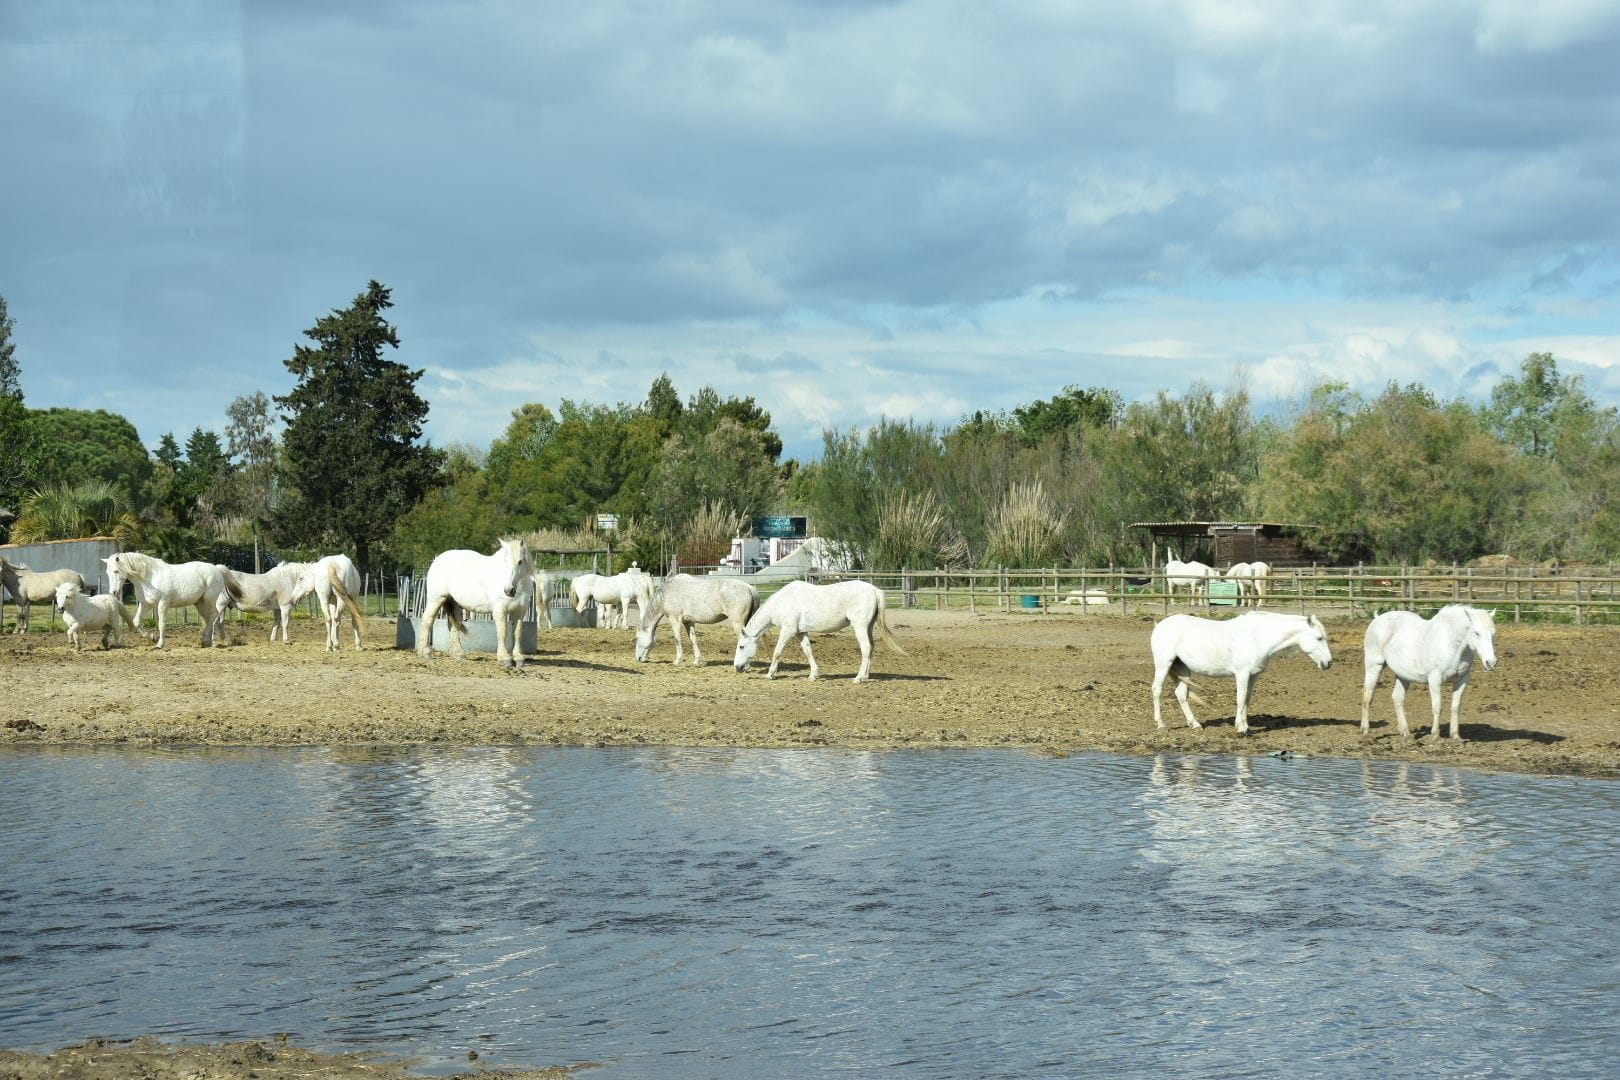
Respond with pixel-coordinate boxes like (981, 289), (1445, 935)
(3, 1), (1618, 462)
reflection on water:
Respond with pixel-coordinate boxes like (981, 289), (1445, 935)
(2, 747), (1617, 1079)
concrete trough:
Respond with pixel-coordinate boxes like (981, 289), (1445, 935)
(396, 616), (541, 654)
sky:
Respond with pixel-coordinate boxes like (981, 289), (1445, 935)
(3, 0), (1618, 464)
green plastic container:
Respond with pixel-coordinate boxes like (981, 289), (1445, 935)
(1020, 594), (1041, 609)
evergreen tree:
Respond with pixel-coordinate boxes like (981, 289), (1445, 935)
(0, 293), (18, 397)
(273, 281), (444, 571)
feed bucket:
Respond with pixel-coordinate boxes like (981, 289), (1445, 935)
(1020, 594), (1041, 609)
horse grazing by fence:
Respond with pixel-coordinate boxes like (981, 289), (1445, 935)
(571, 570), (653, 629)
(733, 579), (906, 683)
(1150, 611), (1334, 734)
(1224, 561), (1272, 606)
(1165, 556), (1214, 600)
(636, 573), (760, 666)
(416, 538), (534, 668)
(217, 562), (311, 644)
(103, 552), (243, 648)
(1360, 605), (1498, 741)
(54, 579), (137, 651)
(307, 553), (367, 652)
(1, 557), (86, 634)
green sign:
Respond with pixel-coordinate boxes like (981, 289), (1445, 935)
(752, 516), (807, 539)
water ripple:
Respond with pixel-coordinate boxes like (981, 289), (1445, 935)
(2, 746), (1618, 1078)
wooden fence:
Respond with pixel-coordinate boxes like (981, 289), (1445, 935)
(787, 564), (1620, 625)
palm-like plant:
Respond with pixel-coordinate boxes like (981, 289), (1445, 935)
(11, 480), (144, 547)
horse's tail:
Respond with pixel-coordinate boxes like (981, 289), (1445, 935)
(219, 567), (246, 608)
(875, 601), (908, 656)
(1169, 659), (1210, 709)
(328, 560), (368, 636)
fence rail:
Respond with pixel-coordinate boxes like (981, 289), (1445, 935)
(768, 564), (1620, 625)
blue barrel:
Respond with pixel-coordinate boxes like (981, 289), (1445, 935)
(1020, 594), (1041, 609)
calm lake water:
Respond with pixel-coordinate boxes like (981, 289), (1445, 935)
(1, 746), (1617, 1079)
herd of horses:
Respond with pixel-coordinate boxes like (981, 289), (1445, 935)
(1, 545), (1501, 738)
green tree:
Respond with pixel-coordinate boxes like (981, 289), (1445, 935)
(10, 479), (143, 546)
(1010, 385), (1121, 446)
(391, 444), (501, 570)
(0, 293), (18, 397)
(223, 392), (279, 570)
(30, 408), (155, 509)
(272, 280), (445, 572)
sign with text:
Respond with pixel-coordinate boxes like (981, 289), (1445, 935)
(751, 516), (807, 539)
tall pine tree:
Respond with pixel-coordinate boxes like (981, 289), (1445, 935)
(273, 281), (444, 571)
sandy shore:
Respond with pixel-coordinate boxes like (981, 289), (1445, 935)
(4, 606), (1618, 778)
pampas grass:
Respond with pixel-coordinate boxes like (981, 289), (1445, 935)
(985, 480), (1068, 567)
(872, 489), (968, 569)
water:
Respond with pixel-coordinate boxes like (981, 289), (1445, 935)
(1, 747), (1617, 1079)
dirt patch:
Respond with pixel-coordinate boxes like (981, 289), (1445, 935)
(4, 608), (1618, 778)
(0, 1037), (579, 1079)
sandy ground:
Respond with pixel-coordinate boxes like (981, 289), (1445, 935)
(0, 1037), (580, 1079)
(3, 605), (1618, 778)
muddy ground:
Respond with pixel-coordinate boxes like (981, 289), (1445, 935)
(4, 606), (1618, 778)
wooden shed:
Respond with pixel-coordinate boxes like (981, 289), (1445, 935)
(1128, 521), (1321, 570)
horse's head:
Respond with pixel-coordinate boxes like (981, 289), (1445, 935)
(733, 633), (760, 673)
(1299, 614), (1333, 670)
(634, 620), (656, 662)
(103, 553), (129, 594)
(54, 579), (81, 610)
(497, 538), (531, 599)
(1468, 608), (1499, 671)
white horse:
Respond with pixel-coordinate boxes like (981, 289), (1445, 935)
(636, 573), (760, 666)
(306, 553), (367, 652)
(1, 557), (85, 634)
(217, 562), (311, 644)
(54, 579), (137, 651)
(1224, 561), (1272, 606)
(571, 570), (653, 629)
(531, 569), (554, 630)
(1150, 611), (1334, 734)
(416, 538), (534, 668)
(733, 579), (907, 683)
(1165, 556), (1215, 600)
(1360, 605), (1498, 741)
(104, 552), (243, 648)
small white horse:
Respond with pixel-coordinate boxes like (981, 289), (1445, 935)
(1, 557), (85, 634)
(217, 562), (312, 644)
(733, 579), (907, 683)
(1224, 561), (1272, 606)
(416, 538), (534, 668)
(1150, 611), (1334, 733)
(306, 553), (367, 652)
(636, 573), (760, 666)
(572, 570), (653, 629)
(104, 552), (243, 648)
(1165, 556), (1215, 600)
(54, 579), (137, 651)
(1360, 605), (1498, 741)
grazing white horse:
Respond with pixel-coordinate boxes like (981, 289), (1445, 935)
(217, 562), (312, 644)
(54, 579), (137, 651)
(1150, 611), (1334, 734)
(306, 553), (367, 652)
(636, 573), (760, 666)
(416, 538), (534, 668)
(1360, 605), (1498, 741)
(733, 579), (907, 683)
(103, 552), (243, 648)
(1, 557), (85, 634)
(1165, 556), (1215, 600)
(1224, 561), (1272, 606)
(571, 570), (653, 629)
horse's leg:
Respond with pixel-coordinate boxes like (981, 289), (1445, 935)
(153, 600), (168, 649)
(1426, 676), (1445, 740)
(1447, 673), (1471, 741)
(417, 596), (442, 658)
(1233, 671), (1253, 734)
(1173, 678), (1200, 728)
(445, 606), (469, 660)
(326, 598), (341, 653)
(853, 620), (875, 682)
(199, 601), (216, 647)
(687, 621), (702, 668)
(767, 627), (793, 678)
(799, 633), (819, 680)
(1391, 678), (1412, 738)
(1359, 661), (1384, 734)
(1151, 662), (1169, 730)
